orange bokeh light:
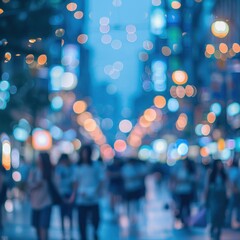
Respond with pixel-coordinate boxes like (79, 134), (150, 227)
(38, 54), (47, 65)
(66, 2), (77, 11)
(154, 96), (166, 108)
(206, 44), (215, 55)
(207, 112), (216, 123)
(84, 119), (97, 132)
(77, 34), (88, 44)
(73, 100), (87, 114)
(144, 108), (157, 122)
(77, 112), (92, 125)
(114, 140), (127, 152)
(219, 43), (228, 54)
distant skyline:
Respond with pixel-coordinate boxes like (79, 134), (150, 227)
(87, 0), (152, 113)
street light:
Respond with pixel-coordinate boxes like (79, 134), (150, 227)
(211, 20), (229, 38)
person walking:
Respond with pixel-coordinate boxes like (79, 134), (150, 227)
(171, 158), (196, 227)
(28, 152), (53, 240)
(55, 153), (75, 239)
(206, 160), (228, 240)
(74, 145), (103, 240)
(0, 165), (7, 236)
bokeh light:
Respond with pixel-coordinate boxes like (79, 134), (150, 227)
(210, 102), (222, 116)
(211, 20), (229, 38)
(154, 96), (166, 108)
(32, 129), (52, 151)
(73, 100), (87, 114)
(77, 34), (88, 44)
(168, 98), (179, 112)
(172, 70), (188, 85)
(119, 120), (133, 133)
(144, 108), (157, 122)
(114, 139), (127, 152)
(66, 2), (77, 11)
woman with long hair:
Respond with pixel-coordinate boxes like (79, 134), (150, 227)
(28, 152), (53, 240)
(74, 145), (103, 240)
(206, 159), (228, 240)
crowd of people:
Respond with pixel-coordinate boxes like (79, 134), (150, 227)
(0, 145), (240, 240)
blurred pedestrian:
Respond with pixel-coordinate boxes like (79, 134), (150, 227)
(74, 145), (103, 240)
(171, 158), (196, 227)
(28, 152), (53, 240)
(106, 157), (123, 217)
(121, 158), (147, 223)
(0, 165), (7, 235)
(206, 160), (228, 240)
(55, 153), (75, 239)
(226, 156), (240, 228)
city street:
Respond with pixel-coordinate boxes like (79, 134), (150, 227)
(1, 178), (240, 240)
(0, 1), (240, 240)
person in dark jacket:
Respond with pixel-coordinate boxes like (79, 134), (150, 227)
(206, 160), (228, 240)
(0, 165), (7, 235)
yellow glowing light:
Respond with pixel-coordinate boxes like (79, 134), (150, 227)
(32, 130), (52, 151)
(206, 44), (215, 55)
(37, 54), (47, 65)
(162, 46), (171, 56)
(114, 140), (127, 152)
(26, 54), (34, 64)
(154, 96), (166, 108)
(0, 9), (4, 14)
(66, 2), (77, 11)
(219, 43), (228, 54)
(171, 1), (181, 9)
(232, 43), (240, 53)
(207, 112), (216, 124)
(74, 11), (84, 19)
(144, 109), (157, 122)
(211, 20), (229, 38)
(73, 100), (87, 114)
(2, 140), (11, 171)
(172, 70), (188, 85)
(84, 119), (97, 132)
(77, 34), (88, 44)
(218, 138), (225, 151)
(4, 52), (11, 61)
(55, 28), (65, 38)
(29, 39), (36, 44)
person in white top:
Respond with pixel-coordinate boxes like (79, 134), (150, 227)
(28, 152), (53, 240)
(73, 145), (103, 240)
